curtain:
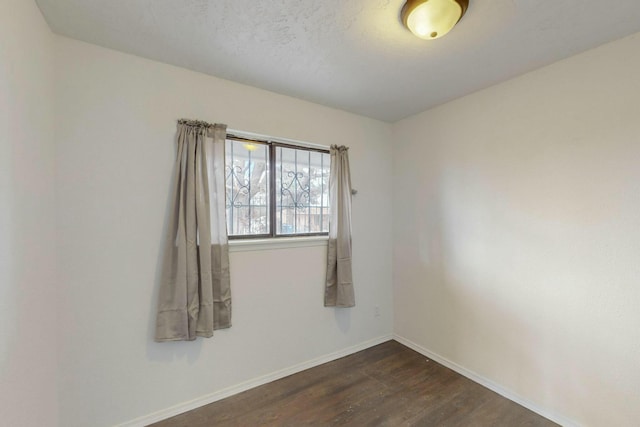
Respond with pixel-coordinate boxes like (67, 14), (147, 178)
(325, 145), (355, 307)
(155, 120), (231, 342)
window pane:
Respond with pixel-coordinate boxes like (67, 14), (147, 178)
(225, 140), (269, 236)
(276, 147), (330, 235)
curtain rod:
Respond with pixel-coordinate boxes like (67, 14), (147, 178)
(226, 132), (329, 154)
(178, 118), (218, 128)
(227, 128), (330, 152)
(178, 121), (331, 152)
(178, 121), (356, 195)
(178, 119), (329, 153)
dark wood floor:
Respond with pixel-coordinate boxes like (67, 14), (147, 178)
(151, 340), (557, 426)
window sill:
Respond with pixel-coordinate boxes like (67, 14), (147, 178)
(229, 236), (329, 252)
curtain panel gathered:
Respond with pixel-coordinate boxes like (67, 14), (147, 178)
(325, 145), (355, 308)
(155, 120), (231, 342)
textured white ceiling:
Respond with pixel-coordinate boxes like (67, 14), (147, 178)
(36, 0), (640, 122)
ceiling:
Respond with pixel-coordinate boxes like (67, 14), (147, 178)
(36, 0), (640, 122)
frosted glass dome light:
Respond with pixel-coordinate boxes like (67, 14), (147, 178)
(401, 0), (469, 40)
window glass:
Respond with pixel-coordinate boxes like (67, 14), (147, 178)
(276, 147), (330, 235)
(225, 140), (269, 236)
(224, 136), (330, 238)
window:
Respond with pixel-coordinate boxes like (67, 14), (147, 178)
(225, 133), (330, 239)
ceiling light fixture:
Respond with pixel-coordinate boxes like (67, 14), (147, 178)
(401, 0), (468, 40)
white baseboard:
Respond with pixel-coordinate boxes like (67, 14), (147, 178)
(118, 334), (393, 427)
(393, 334), (578, 427)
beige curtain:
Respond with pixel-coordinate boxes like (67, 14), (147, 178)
(155, 120), (231, 342)
(325, 145), (355, 307)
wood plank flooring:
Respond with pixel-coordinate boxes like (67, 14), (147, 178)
(151, 340), (557, 426)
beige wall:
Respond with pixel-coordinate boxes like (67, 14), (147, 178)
(54, 37), (394, 426)
(393, 32), (640, 426)
(0, 0), (57, 425)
